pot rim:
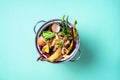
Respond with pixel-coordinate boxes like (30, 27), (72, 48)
(35, 19), (80, 63)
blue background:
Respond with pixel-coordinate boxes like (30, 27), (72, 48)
(0, 0), (120, 80)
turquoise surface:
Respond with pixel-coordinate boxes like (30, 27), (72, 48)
(0, 0), (120, 80)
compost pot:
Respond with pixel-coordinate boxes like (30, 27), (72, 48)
(34, 19), (81, 63)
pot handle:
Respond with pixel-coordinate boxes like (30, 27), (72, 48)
(69, 48), (82, 62)
(34, 20), (46, 34)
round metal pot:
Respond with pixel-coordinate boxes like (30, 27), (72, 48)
(34, 19), (81, 63)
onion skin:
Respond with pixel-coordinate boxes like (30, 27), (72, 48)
(52, 24), (60, 33)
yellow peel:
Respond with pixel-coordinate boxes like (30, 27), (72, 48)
(42, 44), (49, 53)
(44, 44), (49, 53)
(68, 41), (73, 51)
(46, 47), (62, 62)
(73, 20), (77, 37)
(63, 55), (69, 58)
